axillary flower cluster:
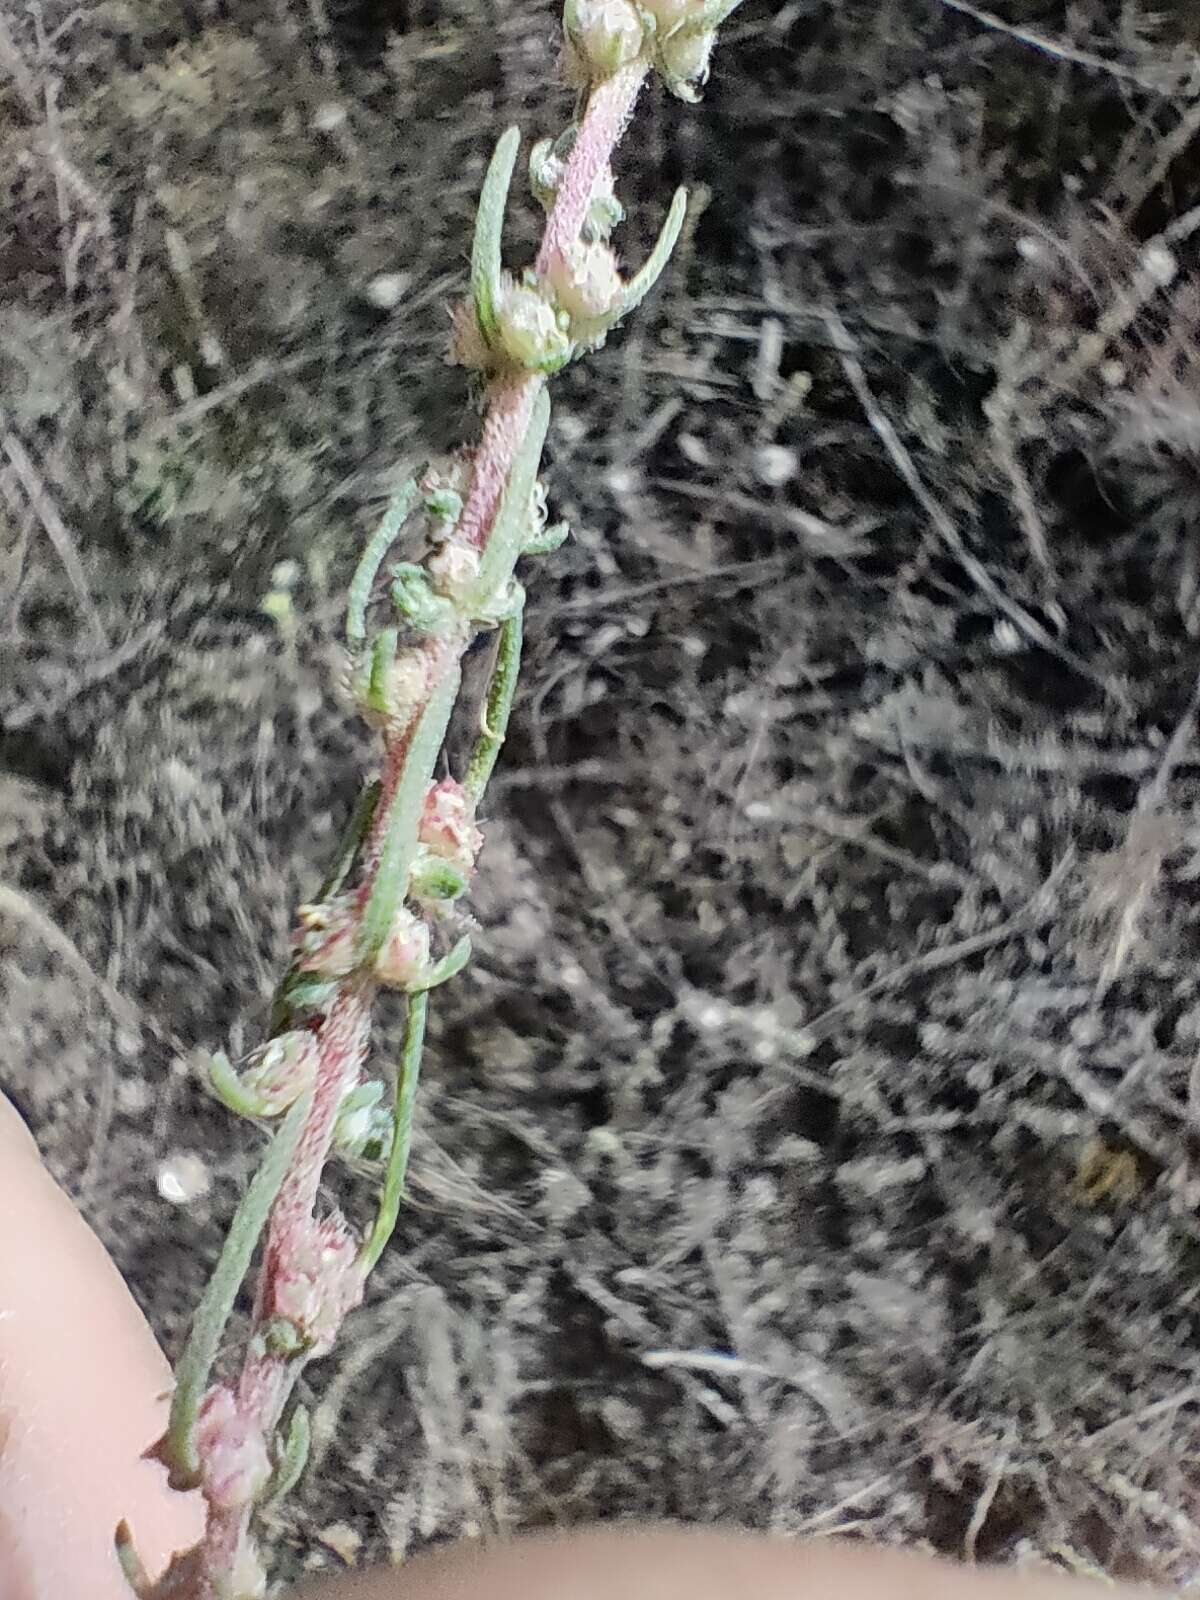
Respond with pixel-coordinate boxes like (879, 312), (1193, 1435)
(116, 5), (746, 1596)
(456, 1), (743, 378)
(566, 0), (738, 100)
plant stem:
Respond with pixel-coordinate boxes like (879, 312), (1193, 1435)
(536, 61), (648, 277)
(454, 374), (542, 553)
(198, 985), (372, 1584)
(155, 30), (697, 1600)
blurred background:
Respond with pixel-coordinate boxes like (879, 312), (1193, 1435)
(4, 0), (1200, 1588)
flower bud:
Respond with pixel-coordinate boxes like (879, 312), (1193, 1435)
(659, 23), (715, 96)
(410, 853), (469, 905)
(277, 973), (338, 1020)
(494, 278), (573, 373)
(419, 779), (484, 876)
(294, 895), (359, 978)
(269, 1212), (363, 1358)
(424, 486), (463, 525)
(529, 137), (563, 213)
(547, 241), (625, 338)
(563, 0), (646, 81)
(389, 564), (455, 632)
(238, 1030), (319, 1116)
(420, 454), (472, 520)
(638, 0), (700, 26)
(374, 906), (432, 990)
(195, 1386), (272, 1512)
(332, 1081), (392, 1162)
(426, 538), (482, 604)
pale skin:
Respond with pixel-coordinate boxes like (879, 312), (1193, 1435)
(0, 1090), (1167, 1600)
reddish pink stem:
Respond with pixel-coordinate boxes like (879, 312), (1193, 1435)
(536, 62), (648, 278)
(455, 375), (541, 553)
(357, 630), (466, 878)
(246, 988), (372, 1364)
(455, 62), (648, 556)
(189, 50), (655, 1600)
(198, 987), (372, 1587)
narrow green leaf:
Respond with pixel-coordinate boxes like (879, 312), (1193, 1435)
(620, 186), (688, 318)
(204, 1050), (262, 1119)
(359, 992), (428, 1275)
(356, 663), (462, 962)
(410, 933), (472, 992)
(114, 1524), (202, 1600)
(471, 127), (521, 342)
(523, 518), (570, 558)
(166, 1089), (313, 1485)
(264, 1405), (311, 1506)
(367, 627), (400, 715)
(471, 384), (551, 612)
(346, 477), (421, 650)
(465, 606), (523, 804)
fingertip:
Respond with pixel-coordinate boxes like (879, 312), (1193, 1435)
(0, 1091), (205, 1597)
(290, 1526), (1169, 1600)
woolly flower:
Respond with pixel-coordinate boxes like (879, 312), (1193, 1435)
(450, 278), (572, 375)
(420, 778), (484, 875)
(658, 23), (715, 91)
(563, 0), (646, 82)
(638, 0), (703, 27)
(390, 650), (431, 714)
(420, 451), (472, 526)
(195, 1386), (272, 1512)
(547, 240), (625, 334)
(269, 1212), (364, 1357)
(493, 278), (573, 373)
(294, 895), (359, 979)
(373, 907), (432, 990)
(238, 1031), (318, 1116)
(637, 0), (724, 98)
(426, 538), (482, 603)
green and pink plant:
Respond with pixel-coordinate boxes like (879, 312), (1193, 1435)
(116, 6), (747, 1595)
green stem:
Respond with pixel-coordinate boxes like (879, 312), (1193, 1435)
(465, 606), (523, 804)
(359, 991), (428, 1275)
